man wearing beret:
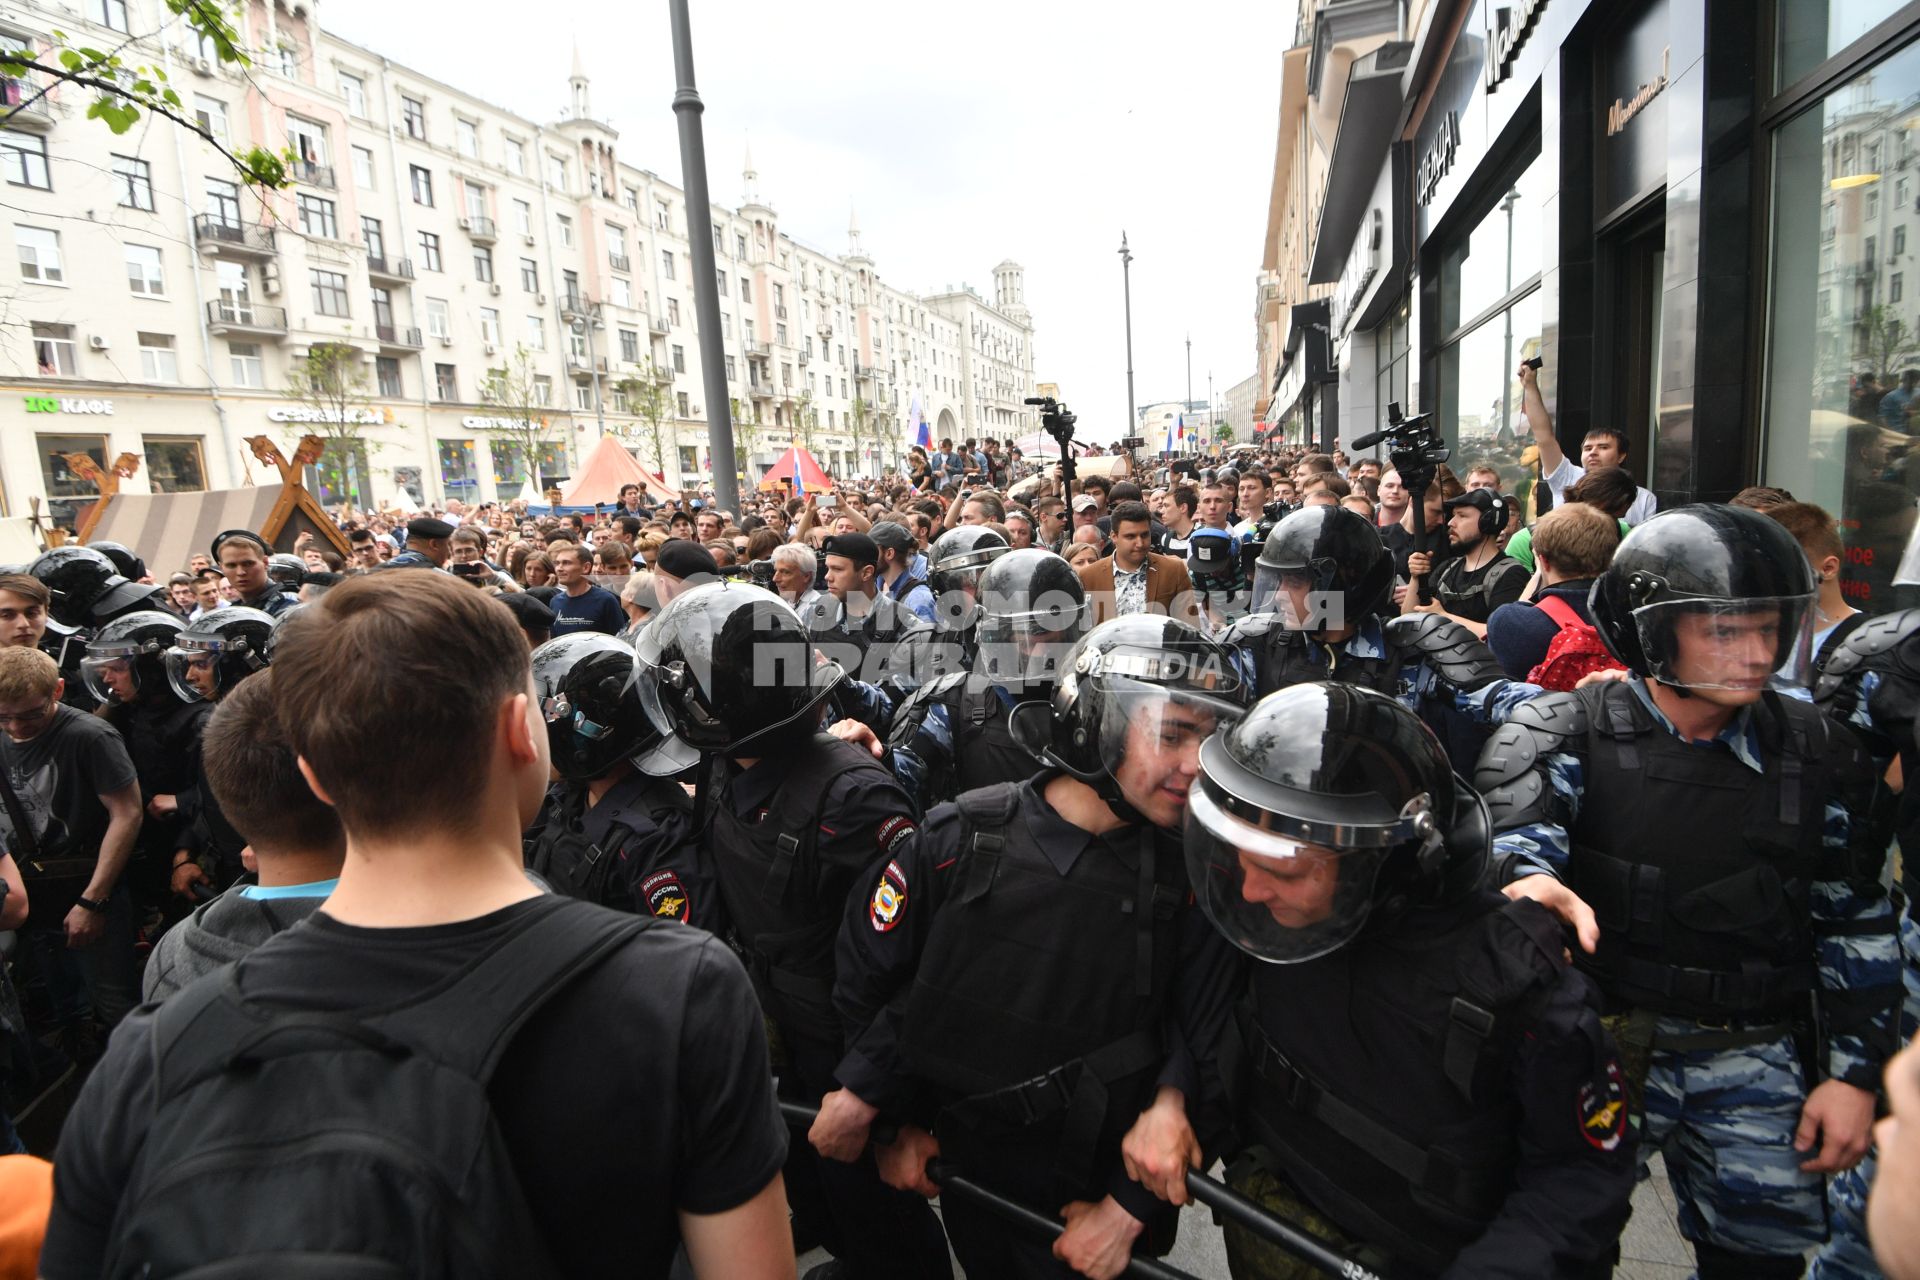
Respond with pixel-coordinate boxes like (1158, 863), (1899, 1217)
(380, 518), (454, 571)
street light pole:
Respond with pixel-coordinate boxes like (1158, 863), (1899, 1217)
(1120, 232), (1136, 442)
(1185, 333), (1192, 440)
(669, 0), (737, 515)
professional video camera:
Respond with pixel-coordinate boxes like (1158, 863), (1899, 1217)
(1025, 395), (1079, 488)
(1352, 402), (1451, 605)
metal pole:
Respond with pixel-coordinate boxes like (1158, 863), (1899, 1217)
(669, 0), (738, 516)
(1186, 333), (1192, 434)
(1120, 232), (1136, 442)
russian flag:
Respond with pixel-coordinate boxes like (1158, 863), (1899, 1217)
(792, 443), (807, 496)
(1176, 413), (1185, 445)
(910, 393), (930, 449)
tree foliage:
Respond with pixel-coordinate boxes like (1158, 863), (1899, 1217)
(281, 343), (379, 503)
(478, 343), (560, 497)
(613, 358), (673, 476)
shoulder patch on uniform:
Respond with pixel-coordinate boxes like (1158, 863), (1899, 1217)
(869, 859), (908, 932)
(877, 814), (917, 855)
(641, 869), (690, 923)
(1578, 1059), (1628, 1151)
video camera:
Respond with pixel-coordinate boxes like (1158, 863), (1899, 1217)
(1025, 395), (1079, 488)
(1353, 402), (1450, 603)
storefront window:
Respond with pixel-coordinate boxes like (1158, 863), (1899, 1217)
(1437, 153), (1548, 338)
(1762, 37), (1920, 615)
(1373, 297), (1412, 437)
(492, 440), (530, 501)
(678, 445), (699, 478)
(439, 438), (479, 503)
(307, 440), (370, 511)
(538, 441), (570, 489)
(1777, 0), (1913, 87)
(37, 433), (105, 529)
(143, 436), (205, 493)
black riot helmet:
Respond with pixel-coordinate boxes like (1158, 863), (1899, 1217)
(267, 554), (308, 591)
(635, 580), (844, 756)
(262, 602), (310, 663)
(79, 610), (184, 707)
(974, 548), (1087, 695)
(1185, 682), (1488, 964)
(532, 633), (697, 781)
(928, 526), (1009, 598)
(87, 540), (147, 582)
(1250, 505), (1393, 635)
(164, 606), (274, 703)
(1009, 615), (1250, 825)
(1589, 504), (1818, 690)
(30, 546), (118, 628)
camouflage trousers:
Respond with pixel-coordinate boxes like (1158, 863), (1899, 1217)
(1218, 1156), (1394, 1280)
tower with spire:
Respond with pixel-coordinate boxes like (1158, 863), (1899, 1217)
(847, 208), (871, 263)
(994, 260), (1030, 327)
(568, 40), (591, 120)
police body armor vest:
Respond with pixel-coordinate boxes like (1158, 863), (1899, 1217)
(1566, 681), (1841, 1019)
(710, 734), (905, 1030)
(1235, 896), (1566, 1275)
(525, 772), (695, 918)
(1252, 618), (1403, 698)
(887, 675), (1041, 807)
(901, 782), (1183, 1189)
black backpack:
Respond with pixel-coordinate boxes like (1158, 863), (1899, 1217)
(105, 895), (650, 1279)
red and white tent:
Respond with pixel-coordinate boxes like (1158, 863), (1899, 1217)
(561, 434), (680, 506)
(758, 444), (834, 493)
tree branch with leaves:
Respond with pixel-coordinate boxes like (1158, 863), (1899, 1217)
(478, 343), (560, 500)
(612, 357), (673, 478)
(282, 343), (381, 506)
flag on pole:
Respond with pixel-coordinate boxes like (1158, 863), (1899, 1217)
(1163, 417), (1177, 455)
(792, 441), (807, 495)
(1176, 413), (1185, 445)
(910, 393), (930, 449)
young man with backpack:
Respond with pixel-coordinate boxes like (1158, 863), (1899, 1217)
(41, 573), (793, 1280)
(1485, 503), (1625, 686)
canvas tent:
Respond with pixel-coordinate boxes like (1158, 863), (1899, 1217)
(757, 445), (833, 493)
(561, 435), (681, 506)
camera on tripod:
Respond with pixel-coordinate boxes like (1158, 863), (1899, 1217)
(1353, 402), (1451, 605)
(1023, 396), (1077, 449)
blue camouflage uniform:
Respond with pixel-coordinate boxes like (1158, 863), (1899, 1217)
(1470, 674), (1903, 1267)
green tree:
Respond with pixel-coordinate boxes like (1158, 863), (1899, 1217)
(1856, 304), (1920, 386)
(281, 343), (381, 506)
(730, 396), (761, 493)
(790, 389), (820, 457)
(477, 344), (562, 499)
(612, 357), (673, 477)
(1213, 420), (1235, 446)
(0, 2), (290, 187)
(848, 396), (873, 480)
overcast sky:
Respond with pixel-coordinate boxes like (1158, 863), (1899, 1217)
(319, 0), (1287, 445)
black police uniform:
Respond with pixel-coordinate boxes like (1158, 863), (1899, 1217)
(236, 584), (296, 617)
(104, 696), (210, 910)
(811, 594), (936, 701)
(884, 673), (1039, 812)
(835, 776), (1240, 1279)
(524, 771), (707, 925)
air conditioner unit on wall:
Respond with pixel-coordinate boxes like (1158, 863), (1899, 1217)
(484, 342), (497, 355)
(489, 282), (502, 296)
(192, 57), (212, 76)
(88, 335), (109, 350)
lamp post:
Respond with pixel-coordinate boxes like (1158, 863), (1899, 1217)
(1120, 232), (1136, 441)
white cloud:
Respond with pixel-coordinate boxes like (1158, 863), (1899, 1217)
(320, 0), (1287, 441)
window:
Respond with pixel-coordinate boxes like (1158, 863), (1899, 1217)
(112, 154), (154, 210)
(473, 249), (493, 283)
(562, 269), (581, 309)
(712, 224), (723, 252)
(229, 341), (264, 387)
(678, 445), (698, 473)
(619, 328), (639, 362)
(515, 199), (533, 237)
(32, 322), (76, 375)
(371, 286), (394, 331)
(15, 225), (61, 283)
(456, 118), (478, 158)
(402, 96), (425, 139)
(479, 307), (500, 345)
(724, 355), (736, 380)
(362, 215), (386, 261)
(277, 44), (296, 78)
(1867, 234), (1879, 266)
(526, 314), (546, 350)
(1894, 272), (1905, 303)
(435, 363), (457, 401)
(376, 356), (402, 397)
(1900, 226), (1910, 257)
(339, 73), (366, 117)
(297, 193), (337, 239)
(661, 250), (675, 279)
(534, 376), (553, 406)
(1868, 190), (1882, 219)
(1902, 177), (1914, 208)
(505, 138), (526, 177)
(568, 326), (589, 362)
(520, 258), (539, 292)
(612, 276), (632, 309)
(410, 165), (433, 205)
(655, 199), (670, 230)
(736, 233), (747, 261)
(745, 319), (755, 345)
(547, 153), (568, 191)
(608, 224), (627, 260)
(574, 383), (593, 411)
(717, 268), (728, 294)
(740, 277), (752, 304)
(351, 145), (374, 189)
(138, 332), (177, 382)
(777, 323), (787, 345)
(672, 344), (685, 373)
(39, 434), (107, 529)
(205, 178), (241, 227)
(99, 0), (129, 31)
(124, 243), (165, 295)
(425, 297), (450, 339)
(668, 297), (681, 326)
(463, 183), (487, 224)
(418, 231), (441, 271)
(623, 186), (639, 212)
(194, 96), (229, 146)
(287, 116), (329, 170)
(310, 268), (350, 316)
(144, 438), (206, 493)
(677, 391), (690, 416)
(556, 215), (573, 248)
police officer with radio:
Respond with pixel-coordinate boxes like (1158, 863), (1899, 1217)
(637, 582), (952, 1280)
(1124, 682), (1636, 1279)
(523, 633), (705, 923)
(822, 616), (1251, 1280)
(1473, 505), (1901, 1278)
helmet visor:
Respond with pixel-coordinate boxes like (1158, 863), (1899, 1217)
(79, 654), (139, 706)
(1183, 782), (1389, 964)
(1251, 561), (1345, 631)
(1079, 647), (1247, 797)
(1631, 595), (1816, 692)
(977, 605), (1086, 692)
(164, 642), (221, 703)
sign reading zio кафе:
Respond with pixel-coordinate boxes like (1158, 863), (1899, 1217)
(24, 395), (114, 415)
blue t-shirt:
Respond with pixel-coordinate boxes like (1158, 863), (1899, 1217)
(551, 583), (626, 637)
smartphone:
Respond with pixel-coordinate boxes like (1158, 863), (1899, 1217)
(1522, 356), (1544, 371)
(819, 494), (837, 509)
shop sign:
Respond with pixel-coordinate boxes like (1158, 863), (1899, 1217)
(1606, 46), (1670, 137)
(1417, 111), (1459, 206)
(1485, 0), (1547, 92)
(462, 414), (554, 430)
(269, 406), (394, 425)
(1332, 209), (1383, 338)
(25, 395), (114, 415)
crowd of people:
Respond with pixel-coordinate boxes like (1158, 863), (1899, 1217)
(0, 370), (1914, 1279)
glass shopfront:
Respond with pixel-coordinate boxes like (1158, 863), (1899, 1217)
(439, 438), (479, 504)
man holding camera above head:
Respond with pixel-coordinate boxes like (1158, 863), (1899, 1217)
(1519, 361), (1658, 525)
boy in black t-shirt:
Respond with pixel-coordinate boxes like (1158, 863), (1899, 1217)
(42, 574), (793, 1280)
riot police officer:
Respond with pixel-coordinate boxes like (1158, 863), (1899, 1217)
(209, 531), (296, 616)
(164, 607), (275, 705)
(925, 524), (1009, 657)
(882, 548), (1085, 812)
(1128, 682), (1636, 1279)
(636, 581), (952, 1280)
(1224, 505), (1502, 768)
(824, 616), (1251, 1280)
(1474, 504), (1901, 1278)
(86, 540), (148, 584)
(267, 553), (308, 604)
(29, 546), (170, 709)
(523, 633), (705, 922)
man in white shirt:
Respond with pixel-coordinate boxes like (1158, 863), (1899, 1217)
(1518, 361), (1658, 525)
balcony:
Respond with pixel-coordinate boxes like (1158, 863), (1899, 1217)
(746, 342), (771, 360)
(647, 314), (669, 337)
(609, 253), (631, 273)
(375, 323), (423, 349)
(367, 257), (415, 285)
(749, 383), (775, 400)
(0, 78), (52, 132)
(459, 214), (497, 243)
(206, 300), (287, 336)
(193, 215), (276, 259)
(855, 360), (884, 379)
(292, 160), (336, 189)
(560, 294), (587, 318)
(798, 349), (811, 365)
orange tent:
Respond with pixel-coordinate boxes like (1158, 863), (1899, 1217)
(758, 444), (833, 493)
(561, 435), (680, 506)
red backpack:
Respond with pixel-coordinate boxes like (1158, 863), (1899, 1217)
(1525, 594), (1626, 691)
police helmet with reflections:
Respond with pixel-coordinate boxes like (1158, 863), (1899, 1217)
(1184, 682), (1489, 964)
(532, 633), (697, 781)
(79, 610), (184, 707)
(164, 606), (275, 703)
(927, 526), (1009, 598)
(973, 548), (1087, 694)
(1250, 506), (1393, 632)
